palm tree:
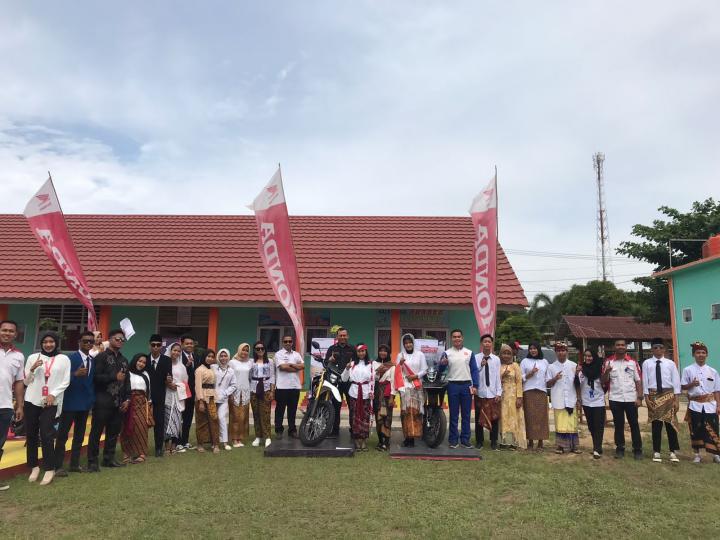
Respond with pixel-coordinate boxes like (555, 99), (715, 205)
(528, 293), (562, 335)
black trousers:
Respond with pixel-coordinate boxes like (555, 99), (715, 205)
(651, 420), (679, 453)
(88, 405), (123, 464)
(24, 402), (57, 471)
(153, 402), (166, 451)
(275, 389), (300, 434)
(54, 409), (89, 469)
(180, 397), (194, 446)
(583, 406), (606, 454)
(332, 382), (351, 435)
(609, 400), (642, 452)
(475, 419), (499, 446)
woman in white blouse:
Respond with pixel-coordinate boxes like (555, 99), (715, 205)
(120, 354), (153, 464)
(229, 343), (252, 447)
(24, 331), (71, 485)
(213, 348), (237, 451)
(164, 343), (188, 454)
(342, 344), (375, 451)
(395, 334), (427, 448)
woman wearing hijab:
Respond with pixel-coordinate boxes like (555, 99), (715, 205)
(120, 353), (152, 464)
(214, 348), (237, 451)
(520, 342), (550, 451)
(373, 344), (396, 451)
(577, 349), (606, 459)
(394, 334), (428, 448)
(341, 344), (375, 451)
(498, 344), (526, 450)
(250, 341), (275, 448)
(195, 350), (220, 454)
(89, 330), (106, 358)
(164, 343), (188, 454)
(24, 331), (71, 485)
(229, 343), (252, 447)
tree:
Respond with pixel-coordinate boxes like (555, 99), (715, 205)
(554, 280), (648, 319)
(617, 198), (720, 323)
(528, 293), (563, 334)
(495, 313), (541, 347)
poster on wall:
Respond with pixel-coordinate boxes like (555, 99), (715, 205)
(414, 338), (445, 367)
(310, 337), (336, 376)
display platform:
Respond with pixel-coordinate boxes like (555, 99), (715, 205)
(264, 431), (355, 458)
(389, 437), (481, 461)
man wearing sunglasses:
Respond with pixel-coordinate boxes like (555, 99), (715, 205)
(88, 328), (130, 471)
(54, 331), (96, 476)
(147, 334), (172, 457)
(274, 335), (304, 439)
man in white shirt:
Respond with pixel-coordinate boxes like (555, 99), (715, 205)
(475, 334), (502, 450)
(274, 335), (304, 439)
(681, 341), (720, 464)
(642, 338), (681, 463)
(0, 320), (25, 491)
(546, 342), (581, 454)
(601, 338), (643, 459)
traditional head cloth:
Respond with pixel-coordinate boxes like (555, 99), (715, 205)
(692, 341), (708, 354)
(38, 330), (61, 357)
(554, 341), (568, 351)
(202, 349), (216, 367)
(651, 337), (664, 347)
(499, 343), (514, 364)
(234, 343), (250, 360)
(217, 348), (231, 364)
(376, 344), (391, 363)
(356, 343), (369, 364)
(581, 349), (602, 390)
(401, 333), (415, 355)
(527, 341), (544, 359)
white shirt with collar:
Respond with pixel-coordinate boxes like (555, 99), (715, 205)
(642, 356), (680, 395)
(477, 353), (502, 398)
(605, 355), (641, 402)
(0, 346), (25, 410)
(577, 372), (605, 407)
(274, 348), (304, 390)
(682, 362), (720, 414)
(520, 357), (549, 393)
(213, 363), (238, 404)
(341, 361), (375, 399)
(24, 353), (71, 416)
(546, 359), (578, 409)
(445, 347), (476, 382)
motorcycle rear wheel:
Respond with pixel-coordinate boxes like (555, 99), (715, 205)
(299, 399), (335, 447)
(422, 407), (447, 448)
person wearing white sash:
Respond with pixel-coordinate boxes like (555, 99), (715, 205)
(395, 334), (427, 448)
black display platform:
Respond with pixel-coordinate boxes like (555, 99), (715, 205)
(264, 431), (355, 458)
(389, 438), (481, 461)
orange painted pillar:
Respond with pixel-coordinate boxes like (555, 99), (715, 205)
(208, 307), (219, 351)
(0, 304), (8, 321)
(99, 305), (112, 337)
(390, 309), (401, 361)
(668, 277), (680, 367)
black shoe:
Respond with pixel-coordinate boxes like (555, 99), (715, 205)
(68, 465), (85, 473)
(490, 443), (498, 451)
(461, 442), (474, 449)
(86, 463), (100, 473)
(614, 449), (625, 459)
(55, 468), (68, 478)
(634, 451), (643, 460)
(155, 449), (164, 458)
(102, 461), (126, 468)
(402, 438), (415, 448)
(475, 442), (484, 449)
(327, 432), (339, 439)
(289, 431), (299, 439)
(275, 431), (284, 440)
(449, 443), (459, 449)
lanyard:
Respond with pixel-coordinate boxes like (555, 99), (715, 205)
(43, 356), (56, 384)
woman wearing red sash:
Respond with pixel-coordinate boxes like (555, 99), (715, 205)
(395, 334), (428, 448)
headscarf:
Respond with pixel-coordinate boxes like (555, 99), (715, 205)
(581, 349), (602, 390)
(356, 343), (369, 364)
(527, 341), (544, 360)
(401, 333), (415, 356)
(202, 349), (216, 367)
(499, 343), (514, 364)
(128, 353), (152, 397)
(692, 341), (708, 354)
(234, 343), (250, 360)
(38, 330), (61, 357)
(166, 342), (182, 363)
(376, 344), (391, 363)
(217, 348), (231, 366)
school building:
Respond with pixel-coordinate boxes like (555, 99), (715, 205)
(0, 214), (527, 365)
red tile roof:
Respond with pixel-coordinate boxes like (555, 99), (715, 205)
(559, 316), (671, 340)
(0, 214), (527, 307)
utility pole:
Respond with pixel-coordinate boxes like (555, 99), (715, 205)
(593, 152), (613, 282)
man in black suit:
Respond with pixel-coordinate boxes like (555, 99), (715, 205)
(324, 327), (357, 438)
(147, 334), (172, 457)
(179, 335), (199, 450)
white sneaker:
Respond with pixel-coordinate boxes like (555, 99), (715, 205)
(28, 467), (41, 482)
(252, 438), (261, 447)
(652, 452), (662, 463)
(592, 451), (601, 459)
(232, 442), (244, 448)
(714, 455), (720, 464)
(39, 471), (55, 486)
(176, 446), (187, 453)
(0, 484), (9, 491)
(669, 452), (680, 463)
(185, 444), (195, 450)
(693, 454), (702, 464)
(265, 438), (271, 447)
(224, 444), (232, 451)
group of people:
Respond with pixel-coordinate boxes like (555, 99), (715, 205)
(1, 318), (719, 491)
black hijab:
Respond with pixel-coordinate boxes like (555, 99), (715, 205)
(527, 342), (544, 360)
(39, 331), (61, 357)
(581, 349), (603, 390)
(129, 353), (152, 398)
(202, 349), (216, 368)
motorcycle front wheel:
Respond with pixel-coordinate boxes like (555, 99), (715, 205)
(299, 399), (335, 447)
(422, 407), (447, 448)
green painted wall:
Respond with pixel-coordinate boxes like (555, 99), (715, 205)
(329, 308), (377, 351)
(8, 304), (39, 356)
(110, 306), (159, 359)
(448, 310), (481, 350)
(217, 307), (260, 352)
(672, 259), (720, 371)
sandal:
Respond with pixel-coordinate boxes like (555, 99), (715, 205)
(131, 456), (146, 464)
(122, 456), (132, 464)
(555, 448), (564, 454)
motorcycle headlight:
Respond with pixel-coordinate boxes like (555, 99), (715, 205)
(328, 373), (338, 384)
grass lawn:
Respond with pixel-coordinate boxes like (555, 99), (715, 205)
(1, 425), (719, 539)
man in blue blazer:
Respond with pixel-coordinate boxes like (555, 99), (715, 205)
(54, 331), (96, 475)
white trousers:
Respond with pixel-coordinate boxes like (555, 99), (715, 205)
(217, 401), (229, 443)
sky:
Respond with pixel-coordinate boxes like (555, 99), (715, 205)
(2, 1), (718, 301)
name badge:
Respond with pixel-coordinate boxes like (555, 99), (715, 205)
(589, 389), (595, 398)
(42, 385), (49, 397)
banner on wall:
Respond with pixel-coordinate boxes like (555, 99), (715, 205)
(23, 175), (97, 331)
(469, 172), (498, 338)
(249, 167), (306, 355)
(415, 338), (445, 367)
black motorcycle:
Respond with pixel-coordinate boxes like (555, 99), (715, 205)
(421, 361), (448, 448)
(299, 341), (344, 447)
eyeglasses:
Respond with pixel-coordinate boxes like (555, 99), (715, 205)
(112, 336), (126, 342)
(150, 342), (162, 347)
(255, 346), (265, 351)
(283, 340), (293, 344)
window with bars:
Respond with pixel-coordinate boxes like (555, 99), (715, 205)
(712, 303), (720, 320)
(682, 308), (693, 323)
(157, 307), (209, 348)
(37, 304), (100, 351)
